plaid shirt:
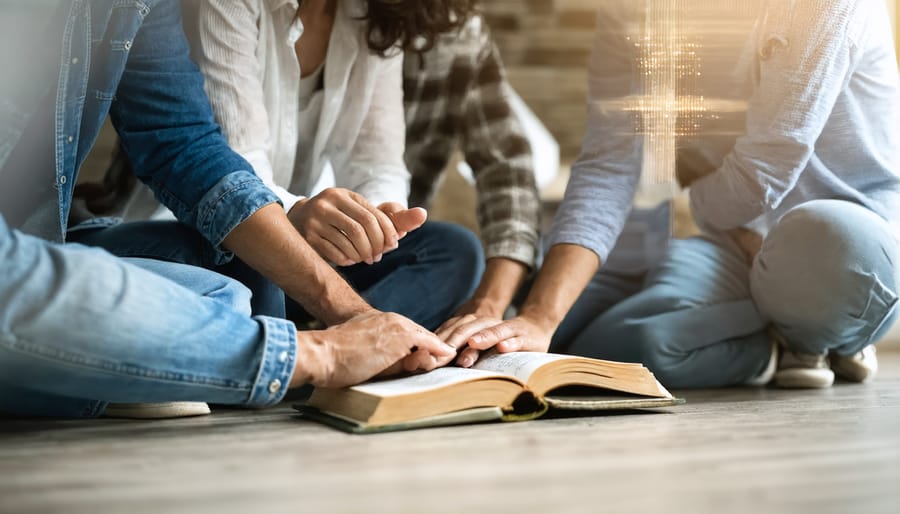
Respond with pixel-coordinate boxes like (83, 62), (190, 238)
(403, 17), (541, 268)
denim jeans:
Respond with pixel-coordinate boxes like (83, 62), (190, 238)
(555, 200), (900, 389)
(329, 221), (484, 331)
(70, 219), (484, 331)
(0, 216), (297, 418)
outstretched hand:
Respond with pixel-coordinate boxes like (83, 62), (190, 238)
(291, 310), (455, 389)
(444, 314), (555, 368)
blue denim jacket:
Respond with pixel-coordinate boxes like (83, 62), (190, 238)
(0, 1), (298, 414)
(1, 0), (279, 263)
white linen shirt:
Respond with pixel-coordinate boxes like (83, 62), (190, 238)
(549, 0), (900, 263)
(193, 0), (410, 212)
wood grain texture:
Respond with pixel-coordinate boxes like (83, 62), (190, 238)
(1, 354), (899, 514)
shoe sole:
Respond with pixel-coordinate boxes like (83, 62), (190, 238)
(103, 402), (212, 419)
(774, 369), (834, 389)
(831, 362), (875, 383)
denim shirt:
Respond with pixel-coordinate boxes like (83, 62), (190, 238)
(0, 0), (279, 263)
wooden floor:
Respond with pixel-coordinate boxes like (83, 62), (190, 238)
(2, 355), (899, 514)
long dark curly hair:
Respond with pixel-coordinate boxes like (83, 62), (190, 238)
(362, 0), (478, 55)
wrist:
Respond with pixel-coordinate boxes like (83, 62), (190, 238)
(518, 304), (562, 335)
(462, 296), (507, 319)
(290, 330), (331, 388)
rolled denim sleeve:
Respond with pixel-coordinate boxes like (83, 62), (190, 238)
(109, 0), (279, 264)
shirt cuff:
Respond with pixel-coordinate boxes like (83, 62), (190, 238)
(246, 316), (298, 408)
(194, 170), (281, 265)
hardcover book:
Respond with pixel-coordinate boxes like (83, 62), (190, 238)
(295, 352), (684, 433)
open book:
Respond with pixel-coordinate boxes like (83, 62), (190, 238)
(295, 352), (683, 433)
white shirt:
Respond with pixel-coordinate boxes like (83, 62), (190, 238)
(191, 0), (410, 212)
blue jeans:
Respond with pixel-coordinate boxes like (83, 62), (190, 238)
(329, 221), (484, 331)
(73, 220), (484, 332)
(0, 217), (297, 418)
(555, 200), (900, 388)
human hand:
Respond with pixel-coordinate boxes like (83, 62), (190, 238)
(287, 188), (400, 266)
(292, 310), (456, 389)
(434, 313), (505, 368)
(727, 228), (763, 265)
(453, 313), (556, 368)
(377, 202), (427, 239)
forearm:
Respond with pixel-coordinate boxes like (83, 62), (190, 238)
(519, 244), (600, 330)
(466, 258), (530, 318)
(223, 203), (371, 325)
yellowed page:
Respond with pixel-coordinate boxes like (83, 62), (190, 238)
(471, 352), (574, 382)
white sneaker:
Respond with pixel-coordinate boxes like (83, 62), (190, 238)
(830, 345), (878, 383)
(103, 402), (211, 419)
(774, 349), (834, 389)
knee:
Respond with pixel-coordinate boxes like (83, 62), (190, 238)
(628, 321), (695, 388)
(426, 222), (485, 284)
(587, 296), (695, 388)
(751, 200), (899, 340)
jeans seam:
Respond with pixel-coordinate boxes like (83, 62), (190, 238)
(0, 332), (251, 391)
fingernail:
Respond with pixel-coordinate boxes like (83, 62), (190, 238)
(470, 335), (482, 344)
(375, 254), (382, 263)
(461, 356), (474, 368)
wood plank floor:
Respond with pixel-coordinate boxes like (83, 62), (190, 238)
(2, 354), (899, 514)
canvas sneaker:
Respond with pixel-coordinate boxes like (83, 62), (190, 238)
(103, 402), (211, 419)
(830, 345), (878, 383)
(774, 349), (834, 389)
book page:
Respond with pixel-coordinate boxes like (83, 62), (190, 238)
(472, 352), (574, 382)
(353, 367), (512, 398)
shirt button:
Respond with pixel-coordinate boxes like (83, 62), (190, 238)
(67, 135), (74, 143)
(59, 176), (67, 185)
(123, 40), (132, 51)
(277, 351), (289, 363)
(71, 57), (79, 65)
(268, 379), (282, 394)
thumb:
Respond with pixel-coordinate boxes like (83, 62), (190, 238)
(388, 207), (427, 234)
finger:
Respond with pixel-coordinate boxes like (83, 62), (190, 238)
(435, 314), (476, 341)
(407, 329), (456, 359)
(320, 223), (364, 265)
(380, 204), (427, 236)
(370, 206), (399, 255)
(308, 233), (356, 267)
(402, 348), (438, 373)
(456, 347), (481, 368)
(311, 204), (366, 263)
(330, 215), (375, 265)
(338, 196), (387, 262)
(467, 321), (519, 350)
(497, 337), (526, 353)
(389, 207), (428, 235)
(444, 317), (504, 353)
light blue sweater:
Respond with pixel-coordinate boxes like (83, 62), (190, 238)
(549, 0), (900, 263)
